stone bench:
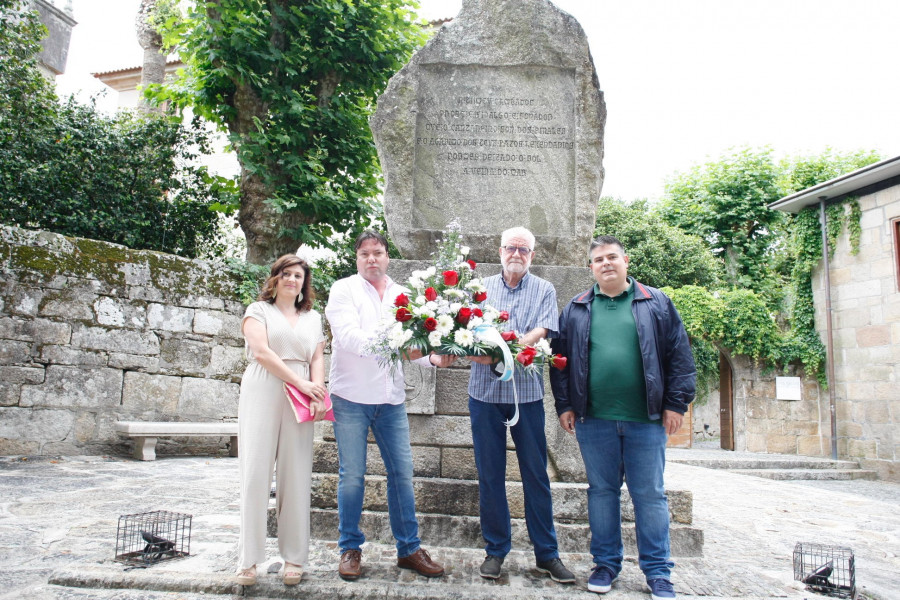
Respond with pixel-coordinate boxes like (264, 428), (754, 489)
(115, 421), (238, 461)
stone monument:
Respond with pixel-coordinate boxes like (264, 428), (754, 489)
(312, 1), (700, 558)
(371, 0), (606, 266)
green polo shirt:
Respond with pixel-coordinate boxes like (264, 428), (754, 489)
(588, 281), (656, 423)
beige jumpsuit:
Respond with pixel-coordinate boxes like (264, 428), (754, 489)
(238, 301), (325, 569)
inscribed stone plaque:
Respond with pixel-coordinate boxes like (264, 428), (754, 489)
(371, 0), (605, 266)
(413, 65), (576, 237)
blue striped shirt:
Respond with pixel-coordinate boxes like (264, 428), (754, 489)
(468, 272), (559, 404)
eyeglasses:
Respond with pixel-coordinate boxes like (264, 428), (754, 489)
(280, 272), (304, 280)
(501, 245), (532, 255)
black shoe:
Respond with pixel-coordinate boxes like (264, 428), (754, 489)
(479, 555), (504, 579)
(536, 557), (576, 583)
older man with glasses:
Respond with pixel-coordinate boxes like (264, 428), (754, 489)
(466, 226), (575, 584)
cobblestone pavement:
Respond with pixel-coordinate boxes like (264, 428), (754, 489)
(1, 452), (897, 600)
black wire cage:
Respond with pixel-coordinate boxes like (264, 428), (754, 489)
(793, 542), (856, 599)
(115, 510), (192, 567)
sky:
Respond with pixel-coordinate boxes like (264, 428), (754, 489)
(55, 0), (900, 202)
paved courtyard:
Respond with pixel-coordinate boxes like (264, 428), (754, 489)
(1, 450), (897, 600)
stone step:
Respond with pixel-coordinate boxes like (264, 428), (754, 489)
(306, 473), (693, 524)
(268, 509), (704, 557)
(313, 439), (531, 483)
(669, 456), (862, 470)
(726, 468), (879, 481)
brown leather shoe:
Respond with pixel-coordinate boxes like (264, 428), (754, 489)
(397, 547), (444, 577)
(339, 549), (362, 580)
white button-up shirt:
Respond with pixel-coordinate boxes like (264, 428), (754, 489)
(326, 274), (430, 405)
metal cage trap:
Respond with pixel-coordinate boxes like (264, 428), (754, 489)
(793, 542), (856, 599)
(115, 510), (192, 567)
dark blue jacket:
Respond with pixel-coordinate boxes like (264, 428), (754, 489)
(550, 278), (696, 421)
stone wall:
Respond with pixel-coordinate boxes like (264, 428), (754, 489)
(0, 226), (245, 456)
(811, 186), (900, 480)
(727, 354), (827, 456)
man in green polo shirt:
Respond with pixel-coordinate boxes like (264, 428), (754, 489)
(550, 235), (696, 600)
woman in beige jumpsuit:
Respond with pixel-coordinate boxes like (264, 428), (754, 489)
(236, 255), (327, 586)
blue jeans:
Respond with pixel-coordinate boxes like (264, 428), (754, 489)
(575, 417), (674, 580)
(469, 397), (559, 562)
(331, 395), (419, 557)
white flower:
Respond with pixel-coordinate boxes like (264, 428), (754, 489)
(449, 302), (462, 314)
(409, 277), (424, 289)
(467, 316), (484, 329)
(415, 295), (426, 305)
(425, 266), (436, 277)
(454, 328), (475, 347)
(535, 338), (552, 355)
(465, 279), (485, 291)
(388, 325), (410, 349)
(444, 288), (465, 298)
(460, 245), (470, 256)
(482, 306), (500, 322)
(456, 255), (464, 263)
(425, 301), (438, 312)
(436, 314), (454, 333)
(428, 330), (443, 347)
(412, 305), (434, 318)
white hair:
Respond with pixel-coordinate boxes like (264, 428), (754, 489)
(500, 226), (535, 250)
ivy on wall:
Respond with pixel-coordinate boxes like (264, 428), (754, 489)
(663, 196), (860, 391)
(663, 285), (784, 395)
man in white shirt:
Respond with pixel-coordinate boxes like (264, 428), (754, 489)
(325, 230), (453, 581)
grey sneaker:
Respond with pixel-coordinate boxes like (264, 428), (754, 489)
(536, 557), (576, 583)
(479, 555), (504, 579)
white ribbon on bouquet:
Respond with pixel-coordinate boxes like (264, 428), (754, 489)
(474, 324), (519, 427)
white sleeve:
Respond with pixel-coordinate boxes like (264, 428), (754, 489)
(325, 279), (374, 356)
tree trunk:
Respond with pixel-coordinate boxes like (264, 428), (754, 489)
(237, 169), (299, 264)
(229, 81), (299, 264)
(135, 0), (165, 113)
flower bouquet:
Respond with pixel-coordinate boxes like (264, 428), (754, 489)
(369, 224), (566, 378)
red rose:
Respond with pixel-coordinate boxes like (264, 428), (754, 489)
(473, 291), (487, 302)
(500, 330), (518, 342)
(473, 307), (483, 317)
(424, 287), (438, 301)
(516, 346), (538, 366)
(395, 307), (413, 322)
(456, 307), (472, 325)
(498, 311), (510, 323)
(467, 259), (477, 270)
(551, 354), (567, 370)
(443, 270), (459, 286)
(394, 293), (410, 307)
(423, 317), (438, 332)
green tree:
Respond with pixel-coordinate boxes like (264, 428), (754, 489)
(657, 147), (785, 299)
(152, 0), (427, 264)
(0, 0), (231, 258)
(0, 0), (56, 144)
(657, 147), (882, 306)
(595, 197), (722, 289)
(656, 147), (880, 385)
(779, 148), (882, 193)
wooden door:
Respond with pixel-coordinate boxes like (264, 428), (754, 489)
(719, 352), (734, 450)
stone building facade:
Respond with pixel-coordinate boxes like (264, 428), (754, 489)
(770, 156), (900, 480)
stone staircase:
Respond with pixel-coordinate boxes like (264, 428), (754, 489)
(667, 448), (878, 481)
(267, 441), (705, 557)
